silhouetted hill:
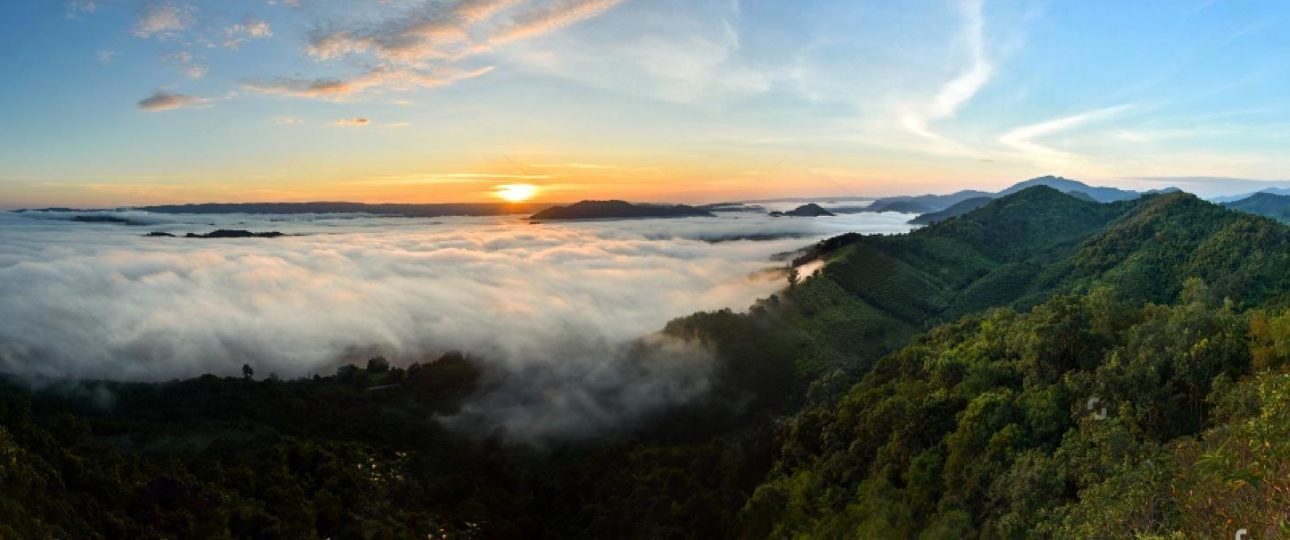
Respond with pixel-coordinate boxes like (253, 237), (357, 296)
(139, 201), (547, 217)
(860, 190), (992, 214)
(862, 176), (1149, 217)
(998, 175), (1140, 202)
(1222, 192), (1290, 222)
(71, 215), (149, 226)
(529, 200), (715, 220)
(145, 229), (286, 238)
(907, 196), (992, 224)
(770, 203), (835, 217)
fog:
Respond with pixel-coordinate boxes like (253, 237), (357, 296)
(0, 208), (914, 439)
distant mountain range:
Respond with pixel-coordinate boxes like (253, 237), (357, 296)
(528, 200), (715, 221)
(1211, 187), (1290, 203)
(140, 201), (549, 217)
(1221, 192), (1290, 222)
(906, 196), (993, 225)
(853, 175), (1182, 225)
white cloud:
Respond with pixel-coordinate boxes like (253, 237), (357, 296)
(164, 51), (207, 79)
(999, 105), (1133, 161)
(899, 0), (992, 151)
(133, 3), (195, 39)
(497, 0), (771, 103)
(334, 117), (371, 126)
(246, 0), (624, 100)
(224, 18), (273, 48)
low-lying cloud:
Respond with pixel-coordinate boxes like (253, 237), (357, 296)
(0, 210), (913, 440)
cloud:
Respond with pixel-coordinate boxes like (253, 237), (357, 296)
(0, 210), (912, 441)
(96, 50), (118, 64)
(483, 0), (623, 47)
(243, 65), (494, 100)
(494, 0), (770, 103)
(136, 90), (209, 111)
(224, 18), (273, 48)
(899, 0), (992, 151)
(999, 104), (1132, 161)
(272, 116), (303, 125)
(251, 0), (623, 100)
(334, 117), (371, 126)
(133, 3), (195, 39)
(66, 0), (96, 19)
(164, 51), (207, 79)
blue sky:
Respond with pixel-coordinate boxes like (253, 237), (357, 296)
(1, 0), (1288, 207)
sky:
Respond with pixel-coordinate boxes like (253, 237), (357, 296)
(1, 0), (1289, 208)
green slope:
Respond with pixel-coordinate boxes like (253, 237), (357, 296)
(724, 189), (1290, 538)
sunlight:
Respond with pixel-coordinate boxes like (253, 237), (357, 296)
(495, 183), (538, 202)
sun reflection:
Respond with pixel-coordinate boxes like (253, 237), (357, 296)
(495, 183), (538, 202)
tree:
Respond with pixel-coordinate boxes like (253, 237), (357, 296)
(242, 364), (254, 380)
(367, 356), (390, 373)
(787, 266), (800, 289)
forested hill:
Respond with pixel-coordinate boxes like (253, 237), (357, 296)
(5, 186), (1290, 537)
(672, 186), (1290, 384)
(673, 185), (1290, 537)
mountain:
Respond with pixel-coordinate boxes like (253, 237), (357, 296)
(770, 203), (836, 217)
(860, 176), (1146, 217)
(907, 196), (992, 224)
(858, 189), (993, 214)
(528, 200), (715, 220)
(1221, 192), (1290, 222)
(996, 175), (1140, 202)
(138, 201), (548, 217)
(1211, 186), (1290, 203)
(673, 185), (1290, 537)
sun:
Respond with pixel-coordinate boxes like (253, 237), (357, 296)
(495, 183), (538, 203)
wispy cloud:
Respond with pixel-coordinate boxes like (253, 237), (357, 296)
(224, 18), (273, 49)
(899, 0), (992, 151)
(66, 0), (96, 19)
(244, 66), (494, 101)
(164, 51), (207, 79)
(137, 90), (209, 111)
(246, 0), (623, 101)
(132, 3), (194, 39)
(999, 104), (1133, 161)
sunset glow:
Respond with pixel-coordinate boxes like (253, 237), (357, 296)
(3, 0), (1289, 208)
(496, 184), (539, 203)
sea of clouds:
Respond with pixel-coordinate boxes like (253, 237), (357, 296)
(0, 208), (913, 439)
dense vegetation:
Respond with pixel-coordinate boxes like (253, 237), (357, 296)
(4, 186), (1290, 538)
